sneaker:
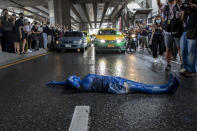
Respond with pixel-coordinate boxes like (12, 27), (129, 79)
(159, 56), (163, 62)
(154, 58), (157, 63)
(179, 68), (186, 74)
(165, 65), (171, 71)
(27, 49), (32, 53)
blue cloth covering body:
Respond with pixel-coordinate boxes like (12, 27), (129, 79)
(47, 74), (179, 94)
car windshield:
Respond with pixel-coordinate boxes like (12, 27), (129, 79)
(64, 32), (82, 37)
(98, 30), (118, 35)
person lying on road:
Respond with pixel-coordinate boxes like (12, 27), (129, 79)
(47, 74), (179, 94)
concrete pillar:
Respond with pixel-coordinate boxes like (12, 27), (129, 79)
(48, 0), (55, 26)
(55, 0), (62, 25)
(48, 0), (71, 29)
(61, 0), (71, 30)
(80, 23), (88, 31)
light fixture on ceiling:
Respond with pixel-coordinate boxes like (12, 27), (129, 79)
(127, 2), (141, 14)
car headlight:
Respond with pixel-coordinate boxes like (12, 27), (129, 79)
(131, 34), (136, 38)
(100, 39), (105, 43)
(116, 39), (125, 43)
(56, 41), (59, 44)
(79, 40), (83, 44)
(117, 39), (121, 43)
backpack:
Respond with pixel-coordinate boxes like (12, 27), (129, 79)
(163, 4), (183, 37)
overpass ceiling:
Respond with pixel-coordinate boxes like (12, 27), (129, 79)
(0, 0), (137, 27)
(0, 0), (48, 8)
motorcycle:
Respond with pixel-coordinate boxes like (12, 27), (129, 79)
(127, 33), (137, 52)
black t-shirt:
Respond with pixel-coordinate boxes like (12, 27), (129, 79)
(31, 25), (38, 33)
(185, 8), (197, 31)
(43, 25), (51, 35)
(141, 27), (149, 36)
(15, 19), (24, 33)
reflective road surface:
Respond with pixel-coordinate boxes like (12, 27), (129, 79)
(0, 47), (197, 131)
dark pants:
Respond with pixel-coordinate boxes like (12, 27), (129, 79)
(152, 34), (164, 58)
(38, 33), (43, 48)
(2, 31), (14, 53)
(29, 34), (39, 50)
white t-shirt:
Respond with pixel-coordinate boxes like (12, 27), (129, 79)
(38, 26), (43, 32)
(24, 25), (31, 32)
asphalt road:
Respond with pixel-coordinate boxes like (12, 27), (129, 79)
(0, 47), (197, 131)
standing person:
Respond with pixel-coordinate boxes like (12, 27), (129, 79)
(140, 23), (149, 50)
(42, 22), (50, 49)
(37, 23), (43, 49)
(24, 21), (32, 53)
(1, 11), (13, 53)
(0, 15), (3, 52)
(157, 0), (183, 71)
(31, 21), (40, 50)
(21, 20), (29, 54)
(180, 0), (197, 76)
(15, 13), (25, 54)
(11, 14), (18, 53)
(150, 15), (165, 63)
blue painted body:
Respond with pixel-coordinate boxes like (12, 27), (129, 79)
(47, 74), (179, 94)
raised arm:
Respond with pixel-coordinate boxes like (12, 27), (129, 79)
(157, 0), (163, 9)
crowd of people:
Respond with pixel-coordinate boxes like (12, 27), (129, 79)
(128, 0), (197, 77)
(0, 9), (68, 54)
(157, 0), (197, 76)
(0, 0), (196, 77)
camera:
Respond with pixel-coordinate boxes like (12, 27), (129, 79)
(181, 0), (190, 10)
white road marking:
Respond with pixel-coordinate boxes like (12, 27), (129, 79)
(69, 106), (90, 131)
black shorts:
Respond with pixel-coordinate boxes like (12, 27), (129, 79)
(22, 32), (27, 40)
(15, 32), (27, 42)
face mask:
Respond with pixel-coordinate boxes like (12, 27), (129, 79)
(156, 19), (161, 24)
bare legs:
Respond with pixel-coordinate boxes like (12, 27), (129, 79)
(166, 48), (172, 65)
(21, 39), (27, 54)
(14, 42), (20, 54)
(165, 47), (182, 70)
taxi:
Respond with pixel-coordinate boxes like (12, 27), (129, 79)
(94, 28), (126, 53)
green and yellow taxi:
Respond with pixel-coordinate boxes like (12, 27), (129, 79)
(94, 28), (126, 53)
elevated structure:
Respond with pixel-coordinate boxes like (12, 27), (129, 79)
(0, 0), (153, 31)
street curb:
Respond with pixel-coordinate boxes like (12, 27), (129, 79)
(0, 50), (49, 69)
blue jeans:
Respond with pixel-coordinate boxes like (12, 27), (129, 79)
(186, 38), (197, 73)
(42, 33), (48, 49)
(180, 32), (188, 68)
(181, 32), (197, 73)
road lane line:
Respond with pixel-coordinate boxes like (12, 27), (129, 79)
(0, 53), (49, 70)
(69, 106), (90, 131)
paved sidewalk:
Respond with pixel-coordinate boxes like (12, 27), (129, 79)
(0, 49), (48, 66)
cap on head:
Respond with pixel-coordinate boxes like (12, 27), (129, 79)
(19, 13), (24, 16)
(3, 8), (8, 12)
